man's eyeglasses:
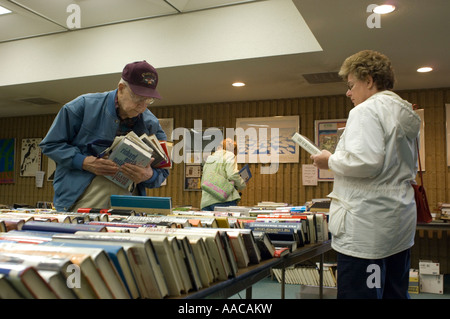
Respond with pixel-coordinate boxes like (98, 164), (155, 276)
(128, 87), (155, 105)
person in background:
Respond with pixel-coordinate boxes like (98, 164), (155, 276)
(201, 138), (246, 211)
(311, 50), (421, 299)
(40, 60), (169, 212)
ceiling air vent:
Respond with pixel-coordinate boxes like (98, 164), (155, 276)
(302, 72), (342, 84)
(20, 97), (59, 105)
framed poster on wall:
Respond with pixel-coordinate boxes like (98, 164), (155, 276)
(159, 118), (174, 141)
(0, 138), (15, 184)
(20, 138), (42, 177)
(235, 116), (299, 164)
(315, 119), (347, 181)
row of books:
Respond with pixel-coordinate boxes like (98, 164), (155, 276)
(272, 263), (337, 288)
(0, 208), (280, 299)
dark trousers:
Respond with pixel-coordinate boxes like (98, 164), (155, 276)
(336, 249), (411, 299)
(202, 200), (238, 211)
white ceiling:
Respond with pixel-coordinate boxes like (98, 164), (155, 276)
(0, 0), (449, 118)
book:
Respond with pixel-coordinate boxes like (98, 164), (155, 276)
(77, 208), (138, 216)
(140, 134), (171, 168)
(110, 195), (172, 215)
(0, 263), (59, 299)
(181, 236), (213, 287)
(251, 230), (275, 259)
(292, 132), (321, 155)
(239, 164), (252, 183)
(0, 273), (23, 298)
(38, 270), (78, 299)
(164, 235), (196, 292)
(309, 200), (331, 212)
(227, 231), (250, 268)
(173, 235), (203, 291)
(104, 132), (154, 189)
(273, 247), (290, 258)
(21, 221), (107, 233)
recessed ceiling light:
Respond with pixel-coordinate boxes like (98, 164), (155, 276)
(232, 82), (245, 87)
(0, 6), (12, 15)
(417, 67), (433, 73)
(373, 4), (396, 14)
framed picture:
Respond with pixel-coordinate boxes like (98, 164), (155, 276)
(235, 116), (299, 164)
(159, 118), (174, 141)
(0, 138), (15, 184)
(315, 119), (347, 181)
(20, 138), (42, 177)
(47, 157), (56, 181)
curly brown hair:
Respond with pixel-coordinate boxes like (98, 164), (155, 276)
(338, 50), (395, 90)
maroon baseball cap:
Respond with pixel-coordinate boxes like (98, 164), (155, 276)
(121, 60), (162, 99)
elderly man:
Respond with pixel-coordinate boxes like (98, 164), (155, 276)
(40, 61), (169, 212)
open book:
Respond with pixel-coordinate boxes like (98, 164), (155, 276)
(291, 132), (321, 156)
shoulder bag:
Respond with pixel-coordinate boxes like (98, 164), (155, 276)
(201, 163), (235, 201)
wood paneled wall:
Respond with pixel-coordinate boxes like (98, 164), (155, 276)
(1, 87), (449, 211)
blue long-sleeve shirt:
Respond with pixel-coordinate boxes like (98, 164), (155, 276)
(40, 89), (169, 211)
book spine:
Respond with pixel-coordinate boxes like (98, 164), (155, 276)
(22, 221), (106, 233)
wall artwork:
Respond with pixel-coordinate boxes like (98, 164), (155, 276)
(315, 119), (347, 181)
(235, 116), (299, 164)
(0, 138), (15, 184)
(20, 138), (42, 177)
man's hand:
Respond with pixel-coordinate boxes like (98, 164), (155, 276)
(82, 156), (119, 176)
(120, 159), (155, 184)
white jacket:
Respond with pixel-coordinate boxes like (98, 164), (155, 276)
(327, 91), (421, 259)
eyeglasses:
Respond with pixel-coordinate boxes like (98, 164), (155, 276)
(346, 82), (355, 91)
(127, 86), (155, 105)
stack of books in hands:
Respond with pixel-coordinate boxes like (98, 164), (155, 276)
(101, 131), (171, 189)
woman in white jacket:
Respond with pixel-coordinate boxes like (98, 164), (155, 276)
(311, 50), (421, 299)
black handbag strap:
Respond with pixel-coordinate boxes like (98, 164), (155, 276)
(412, 104), (424, 187)
(415, 138), (424, 186)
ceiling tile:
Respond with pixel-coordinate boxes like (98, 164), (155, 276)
(8, 0), (178, 28)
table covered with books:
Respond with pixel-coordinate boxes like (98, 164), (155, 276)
(0, 198), (333, 299)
